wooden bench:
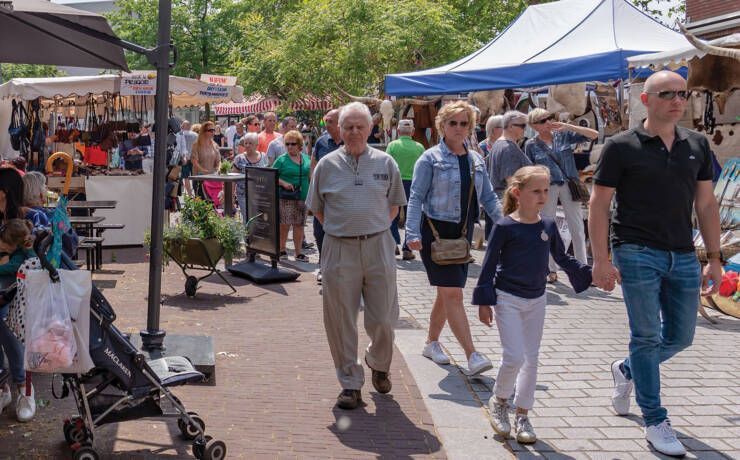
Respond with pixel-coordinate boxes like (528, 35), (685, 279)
(92, 224), (124, 268)
(76, 240), (96, 271)
(78, 237), (105, 271)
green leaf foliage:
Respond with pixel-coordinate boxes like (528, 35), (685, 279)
(1, 64), (65, 80)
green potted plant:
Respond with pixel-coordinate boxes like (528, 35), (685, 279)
(218, 160), (232, 175)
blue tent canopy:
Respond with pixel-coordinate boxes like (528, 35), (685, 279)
(385, 0), (691, 96)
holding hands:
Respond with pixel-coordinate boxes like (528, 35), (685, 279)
(592, 260), (621, 292)
(479, 305), (493, 327)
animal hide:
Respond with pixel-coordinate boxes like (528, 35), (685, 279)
(546, 83), (588, 120)
(469, 90), (507, 120)
(688, 53), (740, 94)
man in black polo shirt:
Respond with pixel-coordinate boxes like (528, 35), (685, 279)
(589, 71), (721, 456)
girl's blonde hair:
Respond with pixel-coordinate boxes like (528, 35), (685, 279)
(502, 165), (551, 215)
(0, 219), (34, 250)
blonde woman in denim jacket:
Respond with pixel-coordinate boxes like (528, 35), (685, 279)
(407, 101), (503, 376)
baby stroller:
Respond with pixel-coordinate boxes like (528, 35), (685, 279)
(1, 232), (226, 460)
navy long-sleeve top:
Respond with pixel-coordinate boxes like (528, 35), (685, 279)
(472, 215), (592, 306)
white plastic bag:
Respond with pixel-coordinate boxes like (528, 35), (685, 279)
(23, 270), (82, 373)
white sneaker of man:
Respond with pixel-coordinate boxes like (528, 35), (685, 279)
(645, 419), (686, 457)
(0, 387), (11, 413)
(16, 383), (36, 422)
(467, 351), (493, 376)
(422, 341), (450, 365)
(611, 359), (633, 415)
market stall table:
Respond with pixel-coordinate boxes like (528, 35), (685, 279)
(188, 172), (244, 267)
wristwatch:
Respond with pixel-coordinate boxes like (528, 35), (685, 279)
(706, 250), (725, 263)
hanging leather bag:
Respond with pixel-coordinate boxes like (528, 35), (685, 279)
(427, 160), (476, 265)
(540, 142), (591, 204)
(8, 99), (23, 150)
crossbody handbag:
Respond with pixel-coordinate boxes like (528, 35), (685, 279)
(278, 155), (303, 200)
(539, 140), (590, 203)
(426, 160), (476, 265)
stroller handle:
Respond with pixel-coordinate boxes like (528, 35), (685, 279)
(33, 230), (60, 282)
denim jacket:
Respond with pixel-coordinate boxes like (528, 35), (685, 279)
(406, 140), (503, 243)
(524, 130), (588, 184)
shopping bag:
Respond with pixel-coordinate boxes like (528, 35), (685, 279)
(22, 268), (93, 374)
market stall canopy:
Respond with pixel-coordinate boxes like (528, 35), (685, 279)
(213, 93), (334, 115)
(0, 75), (244, 108)
(0, 0), (129, 71)
(384, 0), (690, 96)
(627, 33), (740, 70)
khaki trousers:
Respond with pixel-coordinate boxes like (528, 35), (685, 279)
(321, 230), (399, 390)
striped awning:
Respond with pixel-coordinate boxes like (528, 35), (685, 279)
(213, 94), (334, 115)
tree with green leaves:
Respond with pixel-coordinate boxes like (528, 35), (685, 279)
(0, 64), (64, 82)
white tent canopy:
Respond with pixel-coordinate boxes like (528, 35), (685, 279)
(627, 33), (740, 70)
(385, 0), (691, 95)
(0, 74), (244, 108)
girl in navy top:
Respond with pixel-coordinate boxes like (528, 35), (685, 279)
(473, 165), (591, 444)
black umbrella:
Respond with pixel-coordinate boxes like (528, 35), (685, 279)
(0, 0), (129, 71)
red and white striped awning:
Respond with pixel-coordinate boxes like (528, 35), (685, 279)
(213, 94), (334, 115)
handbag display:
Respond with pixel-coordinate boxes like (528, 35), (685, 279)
(539, 140), (591, 204)
(278, 155), (303, 200)
(427, 160), (476, 265)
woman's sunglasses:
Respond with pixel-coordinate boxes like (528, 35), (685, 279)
(447, 120), (469, 127)
(644, 90), (690, 100)
(284, 142), (299, 146)
(534, 115), (554, 124)
(205, 128), (216, 133)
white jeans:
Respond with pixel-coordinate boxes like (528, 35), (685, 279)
(542, 183), (587, 271)
(493, 289), (547, 410)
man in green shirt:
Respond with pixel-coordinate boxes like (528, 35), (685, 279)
(387, 119), (425, 260)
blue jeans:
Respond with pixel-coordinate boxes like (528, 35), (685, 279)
(389, 180), (412, 250)
(612, 244), (701, 427)
(0, 303), (25, 385)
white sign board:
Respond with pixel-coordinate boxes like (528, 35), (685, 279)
(121, 72), (156, 96)
(199, 85), (230, 99)
(200, 74), (237, 86)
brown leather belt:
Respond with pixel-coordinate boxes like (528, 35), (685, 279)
(333, 230), (385, 241)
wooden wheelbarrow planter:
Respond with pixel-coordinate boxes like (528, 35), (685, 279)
(164, 237), (236, 297)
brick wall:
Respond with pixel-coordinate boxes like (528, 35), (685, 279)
(686, 0), (740, 23)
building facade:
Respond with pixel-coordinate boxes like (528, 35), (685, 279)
(685, 0), (740, 39)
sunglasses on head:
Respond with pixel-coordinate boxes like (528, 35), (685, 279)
(447, 120), (469, 127)
(534, 115), (554, 124)
(511, 123), (527, 129)
(645, 90), (690, 100)
(284, 142), (298, 146)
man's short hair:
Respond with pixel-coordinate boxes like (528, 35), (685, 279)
(339, 102), (372, 129)
(502, 110), (528, 129)
(280, 116), (297, 128)
(485, 115), (504, 138)
(398, 119), (414, 134)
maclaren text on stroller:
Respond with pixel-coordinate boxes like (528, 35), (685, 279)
(2, 232), (227, 460)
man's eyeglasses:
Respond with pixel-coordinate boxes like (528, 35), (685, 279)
(644, 90), (690, 100)
(447, 120), (469, 127)
(511, 123), (526, 129)
(534, 115), (554, 124)
(284, 142), (298, 146)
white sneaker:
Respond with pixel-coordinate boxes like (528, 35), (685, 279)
(515, 413), (537, 444)
(488, 398), (511, 437)
(422, 341), (450, 365)
(645, 419), (686, 457)
(0, 387), (11, 413)
(16, 384), (36, 422)
(611, 359), (633, 415)
(467, 351), (493, 376)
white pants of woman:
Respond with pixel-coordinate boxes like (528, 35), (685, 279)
(542, 183), (587, 272)
(493, 289), (546, 410)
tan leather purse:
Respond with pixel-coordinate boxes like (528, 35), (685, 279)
(428, 160), (476, 265)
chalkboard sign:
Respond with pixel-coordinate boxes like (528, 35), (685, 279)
(245, 167), (280, 259)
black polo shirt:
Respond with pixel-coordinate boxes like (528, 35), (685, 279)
(594, 122), (713, 252)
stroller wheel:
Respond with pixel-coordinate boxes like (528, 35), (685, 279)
(73, 446), (99, 460)
(64, 421), (89, 445)
(192, 435), (211, 459)
(203, 438), (227, 460)
(180, 412), (205, 440)
(185, 276), (198, 297)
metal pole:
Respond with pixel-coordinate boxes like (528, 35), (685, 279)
(140, 0), (172, 350)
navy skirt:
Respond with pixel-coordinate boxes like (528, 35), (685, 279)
(419, 214), (476, 288)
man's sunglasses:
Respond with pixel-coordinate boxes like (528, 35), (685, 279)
(534, 115), (554, 124)
(447, 120), (469, 127)
(284, 142), (299, 146)
(645, 90), (690, 100)
(511, 123), (527, 129)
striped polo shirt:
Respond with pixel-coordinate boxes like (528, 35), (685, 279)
(307, 146), (407, 237)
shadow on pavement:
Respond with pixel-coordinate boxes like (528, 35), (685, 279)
(329, 393), (443, 459)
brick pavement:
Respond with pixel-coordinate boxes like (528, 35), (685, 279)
(0, 245), (445, 459)
(395, 237), (740, 460)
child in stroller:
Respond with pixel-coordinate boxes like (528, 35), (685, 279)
(1, 232), (227, 460)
